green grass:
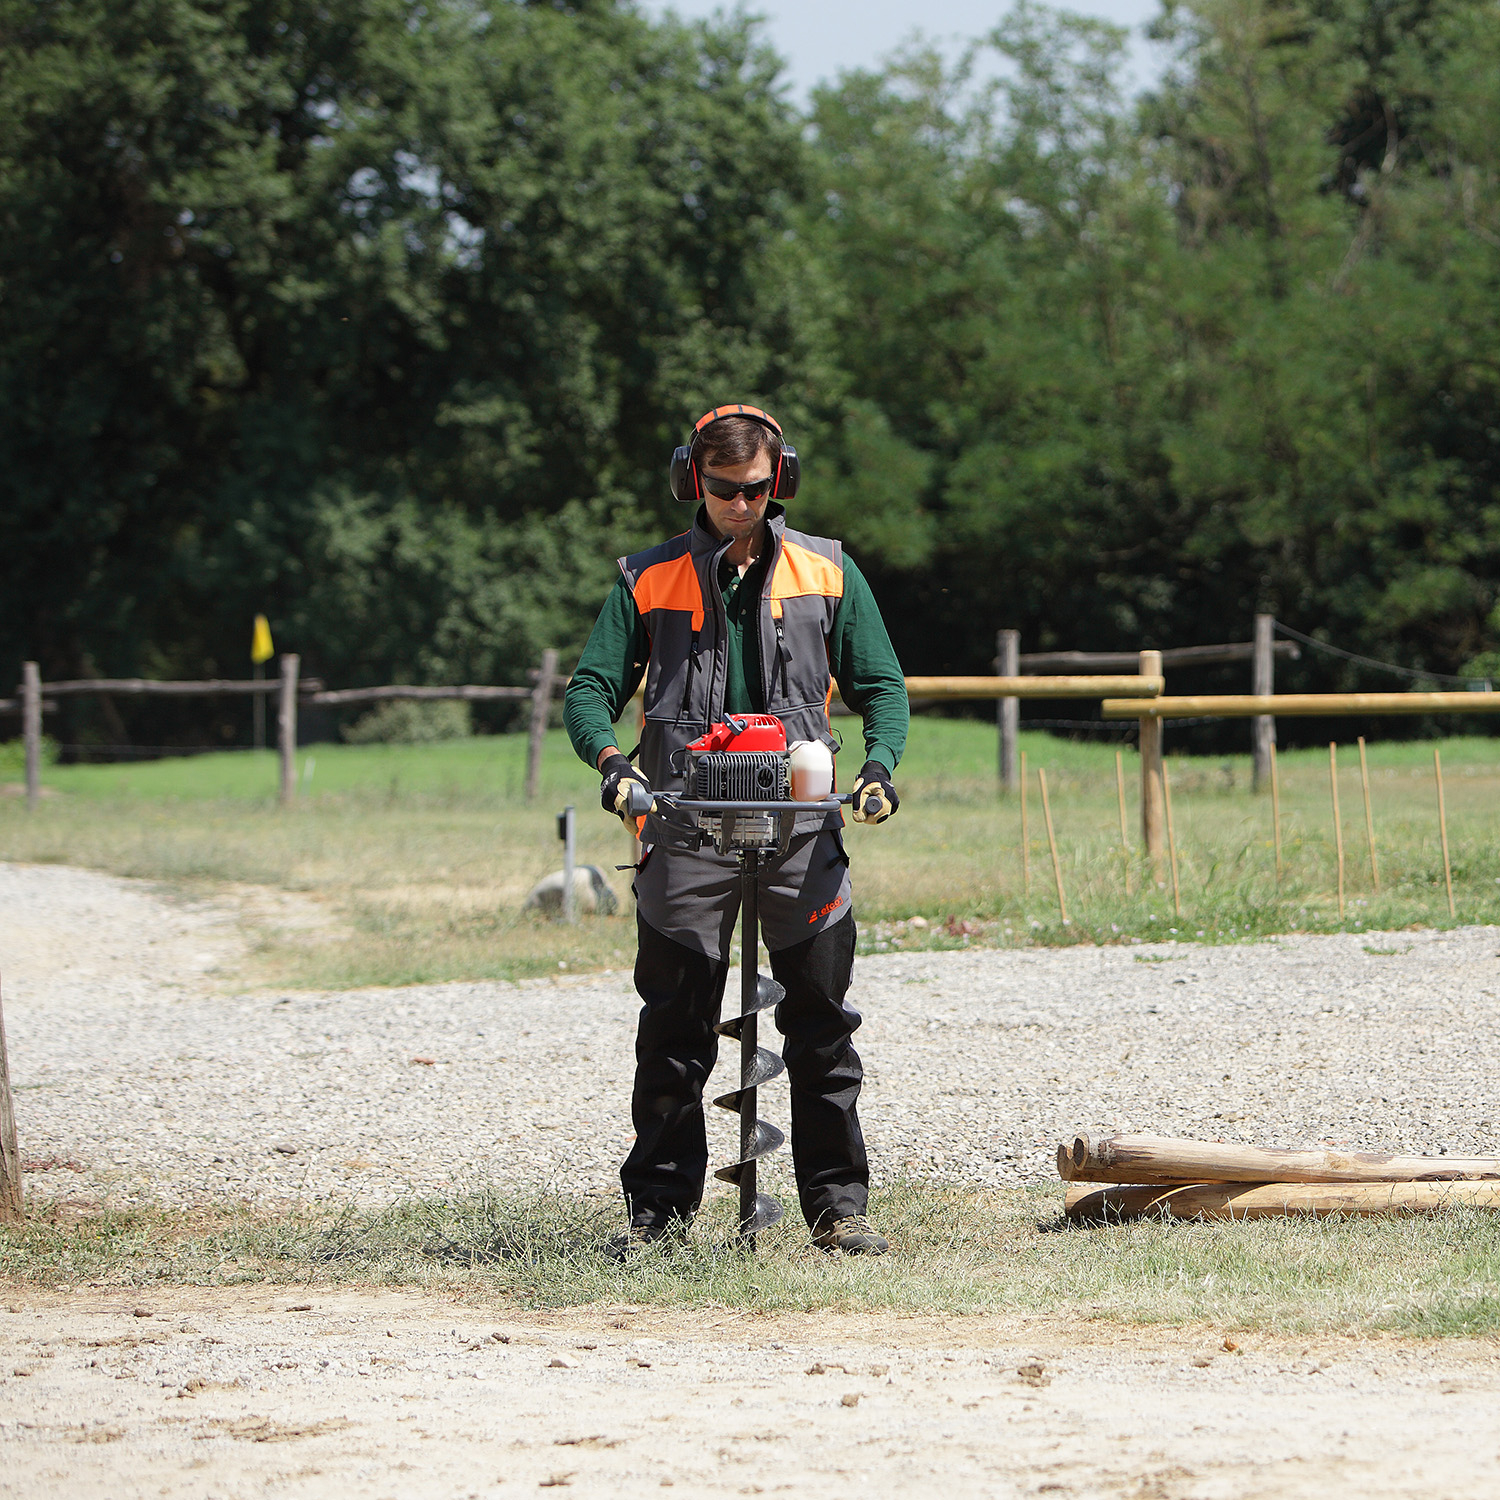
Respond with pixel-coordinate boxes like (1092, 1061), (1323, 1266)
(3, 720), (1499, 987)
(7, 1181), (1500, 1336)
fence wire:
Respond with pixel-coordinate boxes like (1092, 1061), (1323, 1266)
(1274, 619), (1489, 688)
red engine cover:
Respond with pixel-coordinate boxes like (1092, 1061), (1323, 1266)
(685, 715), (787, 754)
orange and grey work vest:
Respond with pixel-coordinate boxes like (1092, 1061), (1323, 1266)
(619, 504), (844, 848)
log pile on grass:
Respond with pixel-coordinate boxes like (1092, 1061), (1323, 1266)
(1059, 1131), (1500, 1222)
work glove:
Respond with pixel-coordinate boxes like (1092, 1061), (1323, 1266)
(600, 753), (654, 828)
(850, 761), (899, 824)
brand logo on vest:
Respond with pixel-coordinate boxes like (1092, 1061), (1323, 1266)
(808, 894), (845, 925)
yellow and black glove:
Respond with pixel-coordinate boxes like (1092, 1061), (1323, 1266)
(850, 760), (899, 824)
(600, 753), (654, 829)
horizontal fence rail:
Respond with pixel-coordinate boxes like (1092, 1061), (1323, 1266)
(1018, 643), (1299, 672)
(904, 675), (1164, 699)
(304, 684), (534, 706)
(33, 677), (315, 697)
(1104, 691), (1500, 720)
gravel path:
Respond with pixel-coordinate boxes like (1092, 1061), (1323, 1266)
(5, 861), (1500, 1209)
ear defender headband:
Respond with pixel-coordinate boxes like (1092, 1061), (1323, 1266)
(669, 404), (800, 504)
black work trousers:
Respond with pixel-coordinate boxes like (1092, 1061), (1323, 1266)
(621, 911), (868, 1232)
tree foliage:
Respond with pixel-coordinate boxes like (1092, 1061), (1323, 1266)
(4, 0), (1500, 747)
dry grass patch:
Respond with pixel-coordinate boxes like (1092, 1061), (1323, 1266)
(6, 1181), (1500, 1338)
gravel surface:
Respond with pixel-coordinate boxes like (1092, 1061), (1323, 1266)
(5, 860), (1500, 1209)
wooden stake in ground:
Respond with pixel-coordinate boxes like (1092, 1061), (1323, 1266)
(1036, 767), (1068, 923)
(1065, 1179), (1500, 1222)
(0, 979), (21, 1223)
(1269, 741), (1283, 882)
(1357, 735), (1380, 891)
(22, 661), (40, 810)
(277, 654), (299, 808)
(997, 627), (1019, 790)
(1058, 1131), (1500, 1186)
(1115, 749), (1130, 896)
(1435, 745), (1455, 918)
(1328, 742), (1345, 920)
(1161, 760), (1182, 919)
(1019, 748), (1030, 894)
(525, 648), (559, 802)
(1138, 649), (1165, 879)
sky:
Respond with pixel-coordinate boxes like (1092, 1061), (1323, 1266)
(635, 0), (1169, 101)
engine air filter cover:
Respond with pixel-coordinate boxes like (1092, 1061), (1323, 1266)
(691, 750), (789, 804)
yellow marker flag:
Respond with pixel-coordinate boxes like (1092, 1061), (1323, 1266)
(250, 614), (274, 665)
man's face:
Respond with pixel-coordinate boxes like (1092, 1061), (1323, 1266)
(700, 454), (774, 544)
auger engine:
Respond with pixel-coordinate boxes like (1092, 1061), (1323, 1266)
(681, 714), (792, 853)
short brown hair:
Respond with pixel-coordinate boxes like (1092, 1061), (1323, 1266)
(696, 415), (781, 471)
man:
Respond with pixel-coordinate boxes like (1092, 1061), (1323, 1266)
(563, 404), (908, 1256)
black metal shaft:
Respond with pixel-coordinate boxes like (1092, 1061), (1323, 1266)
(738, 848), (759, 1246)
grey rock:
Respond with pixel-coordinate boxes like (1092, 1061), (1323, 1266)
(522, 865), (619, 917)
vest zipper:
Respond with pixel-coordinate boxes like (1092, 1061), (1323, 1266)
(677, 629), (700, 723)
(774, 618), (791, 701)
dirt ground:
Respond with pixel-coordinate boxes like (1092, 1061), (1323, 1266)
(6, 861), (1500, 1496)
(3, 1286), (1499, 1499)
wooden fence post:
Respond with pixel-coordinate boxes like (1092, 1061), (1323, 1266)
(277, 654), (299, 807)
(21, 662), (40, 810)
(997, 629), (1019, 791)
(1138, 649), (1165, 876)
(526, 648), (559, 802)
(1252, 613), (1275, 792)
(0, 979), (21, 1224)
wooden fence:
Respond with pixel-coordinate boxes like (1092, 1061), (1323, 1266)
(11, 638), (1494, 876)
(1102, 681), (1500, 866)
(5, 655), (1162, 811)
(995, 614), (1299, 793)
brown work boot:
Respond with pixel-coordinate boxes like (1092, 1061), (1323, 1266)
(811, 1214), (889, 1256)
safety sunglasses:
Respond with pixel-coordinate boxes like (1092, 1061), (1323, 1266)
(701, 473), (774, 502)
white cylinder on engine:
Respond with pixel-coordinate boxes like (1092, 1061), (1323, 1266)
(787, 739), (834, 802)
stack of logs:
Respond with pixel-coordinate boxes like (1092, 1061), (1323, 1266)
(1059, 1131), (1500, 1221)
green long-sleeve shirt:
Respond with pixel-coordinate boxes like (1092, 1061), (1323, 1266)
(565, 550), (908, 775)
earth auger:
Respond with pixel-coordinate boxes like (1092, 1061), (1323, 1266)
(627, 714), (877, 1248)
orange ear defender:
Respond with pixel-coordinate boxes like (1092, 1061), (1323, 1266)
(669, 404), (800, 504)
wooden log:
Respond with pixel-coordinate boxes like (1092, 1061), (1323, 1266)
(1058, 1131), (1500, 1185)
(0, 978), (20, 1223)
(525, 648), (558, 802)
(277, 654), (299, 808)
(1251, 613), (1275, 792)
(1065, 1179), (1500, 1222)
(1019, 642), (1299, 672)
(22, 662), (40, 811)
(997, 629), (1019, 790)
(1104, 690), (1500, 719)
(905, 675), (1163, 699)
(1138, 651), (1164, 871)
